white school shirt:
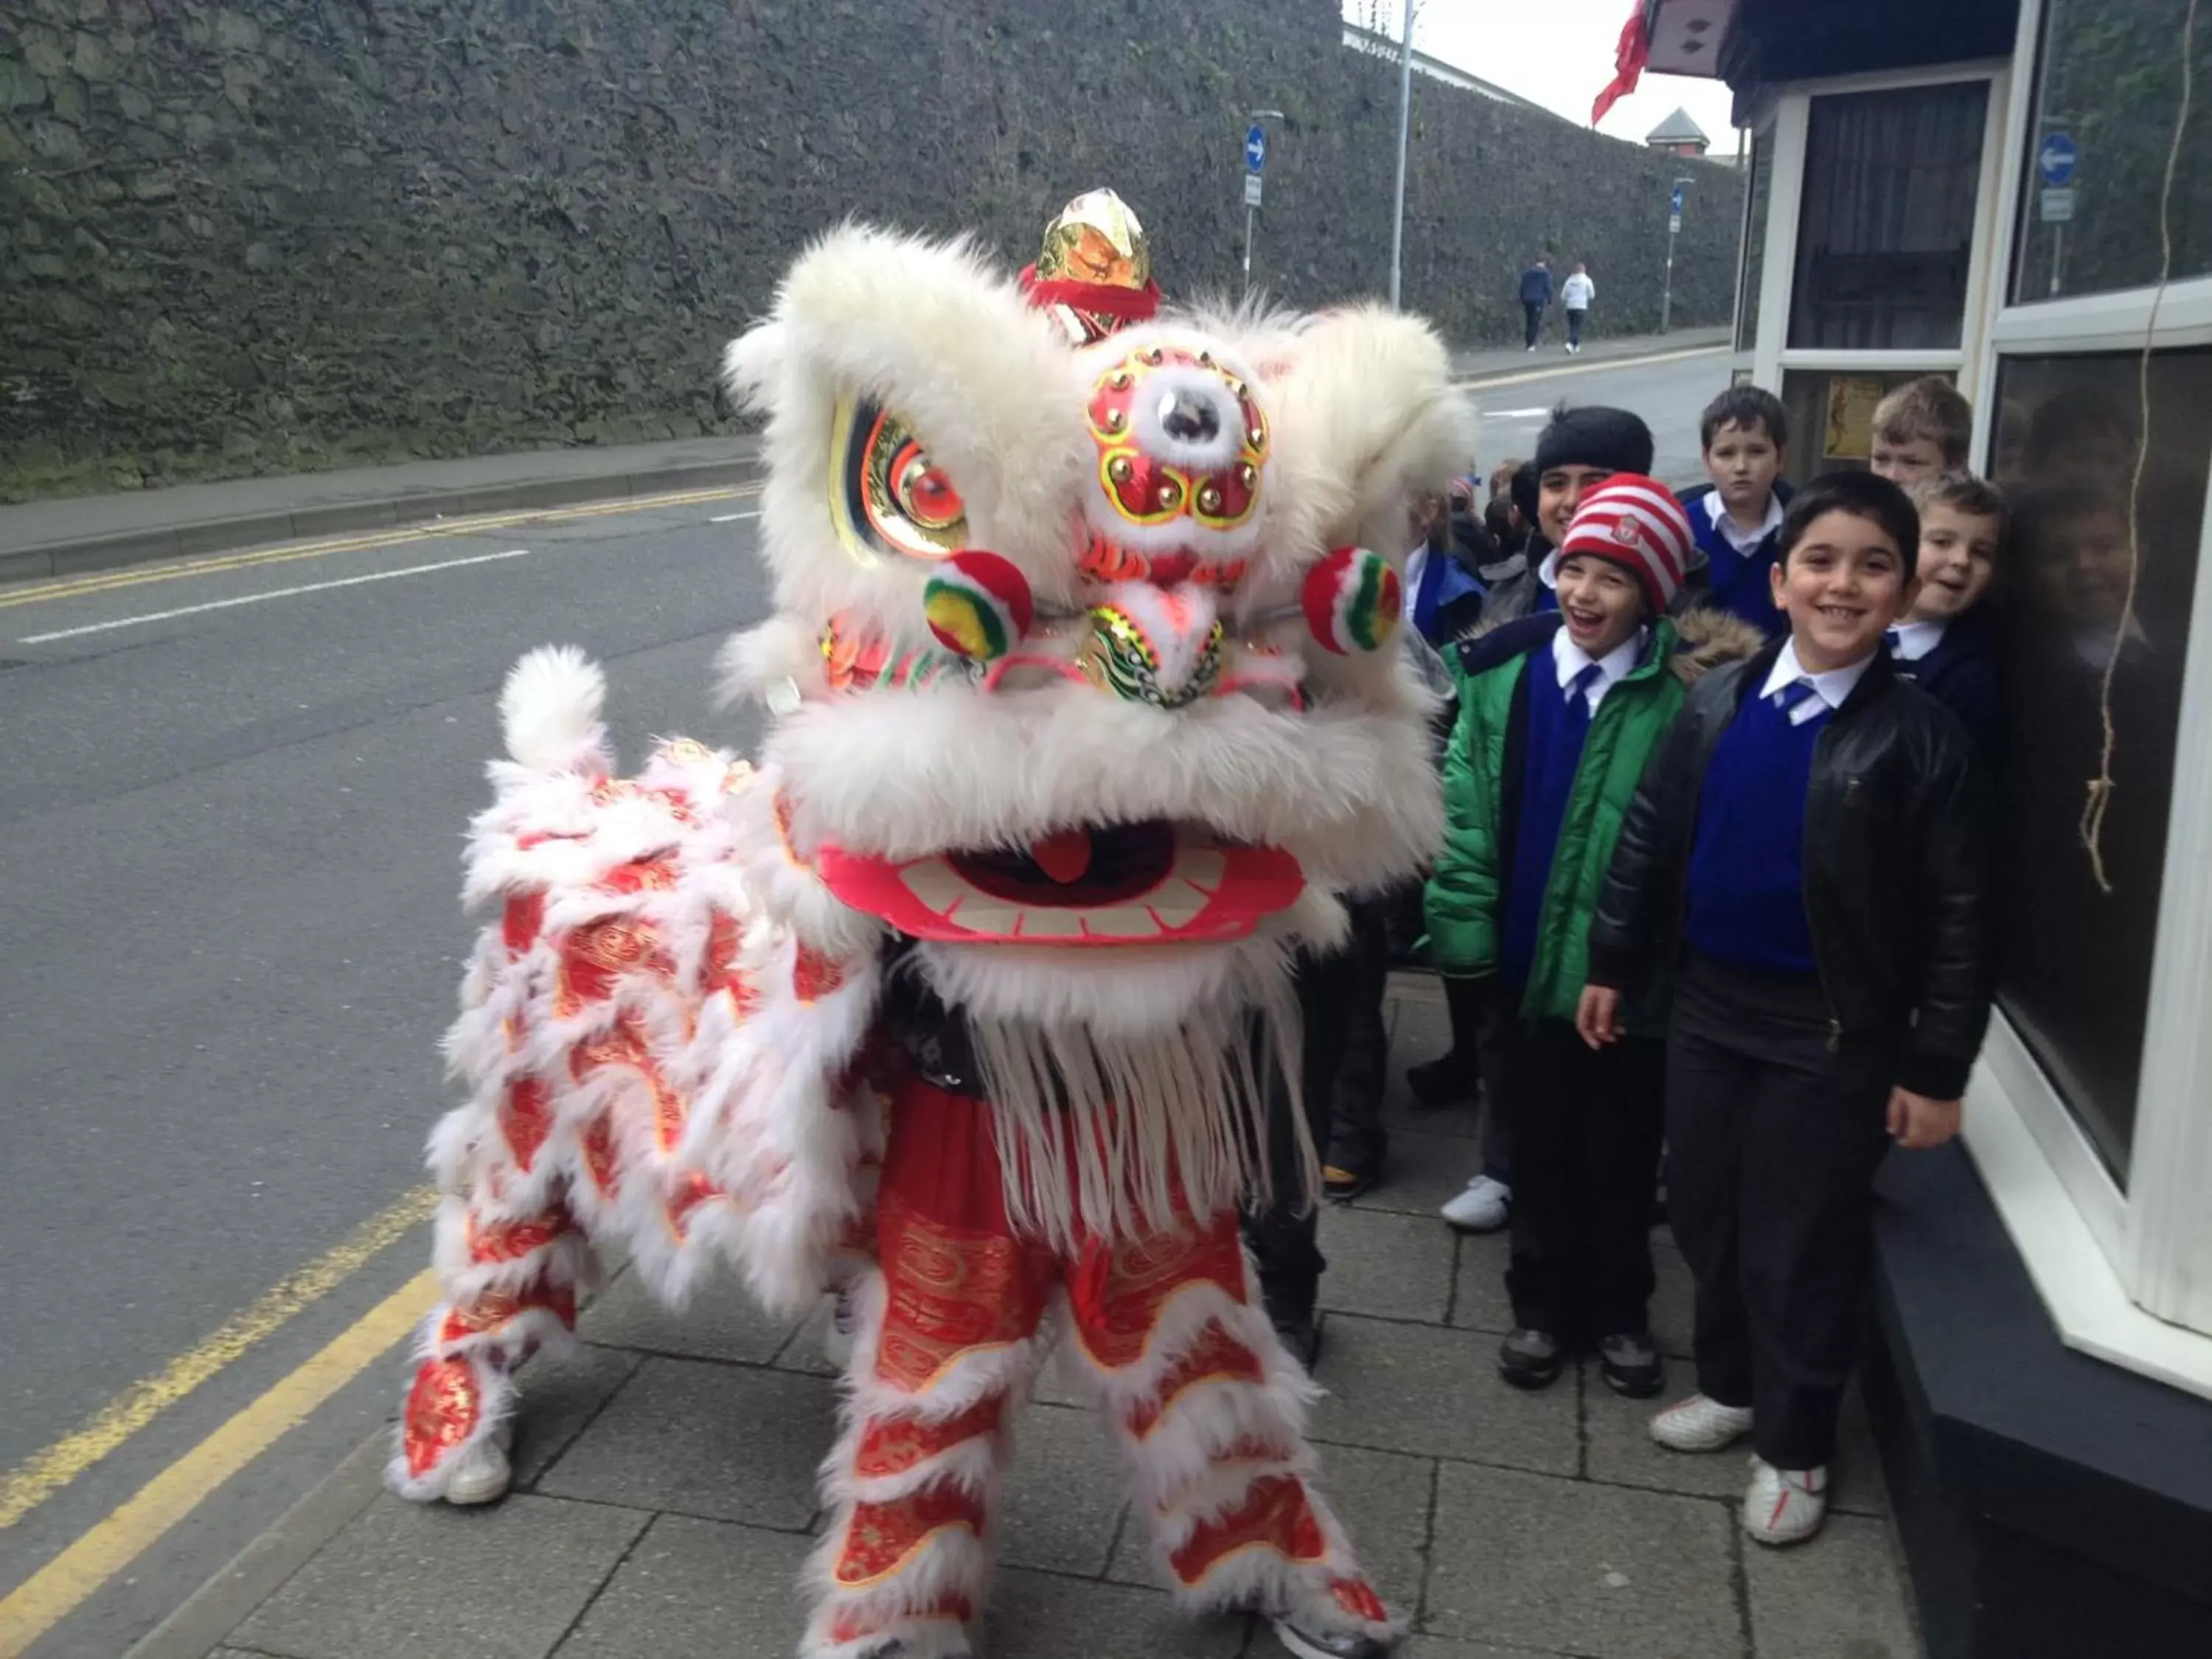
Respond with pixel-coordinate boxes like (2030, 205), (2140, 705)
(1561, 272), (1595, 310)
(1553, 623), (1646, 714)
(1760, 639), (1874, 725)
(1702, 487), (1784, 556)
(1888, 617), (1948, 663)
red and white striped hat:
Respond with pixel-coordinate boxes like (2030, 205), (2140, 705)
(1540, 474), (1698, 613)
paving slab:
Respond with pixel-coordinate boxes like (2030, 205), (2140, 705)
(1426, 1463), (1744, 1659)
(998, 1401), (1128, 1576)
(1743, 1512), (1920, 1659)
(981, 1568), (1253, 1658)
(575, 1265), (802, 1365)
(1309, 1313), (1579, 1477)
(1388, 1640), (1575, 1659)
(1318, 1205), (1458, 1325)
(547, 1513), (813, 1659)
(226, 1493), (648, 1659)
(771, 1294), (844, 1380)
(535, 1357), (831, 1529)
(1450, 1229), (1516, 1336)
(1346, 1127), (1484, 1220)
(510, 1343), (645, 1490)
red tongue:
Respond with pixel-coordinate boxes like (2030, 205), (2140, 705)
(1031, 829), (1094, 884)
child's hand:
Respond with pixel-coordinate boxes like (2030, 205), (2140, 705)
(1886, 1088), (1963, 1149)
(1575, 986), (1623, 1050)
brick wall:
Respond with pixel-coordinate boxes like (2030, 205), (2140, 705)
(0, 0), (1742, 499)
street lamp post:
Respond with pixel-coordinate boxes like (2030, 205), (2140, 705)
(1659, 175), (1691, 334)
(1243, 106), (1285, 305)
(1388, 0), (1416, 309)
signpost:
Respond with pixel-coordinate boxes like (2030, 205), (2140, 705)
(2037, 130), (2078, 296)
(1241, 113), (1279, 302)
(1660, 178), (1690, 333)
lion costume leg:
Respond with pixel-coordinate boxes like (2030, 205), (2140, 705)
(1065, 1212), (1399, 1648)
(389, 1187), (595, 1503)
(804, 1079), (1058, 1658)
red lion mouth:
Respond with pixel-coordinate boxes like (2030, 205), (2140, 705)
(813, 821), (1302, 945)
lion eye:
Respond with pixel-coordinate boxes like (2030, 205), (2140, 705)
(828, 396), (969, 565)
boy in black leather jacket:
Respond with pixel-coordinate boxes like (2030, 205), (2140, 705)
(1576, 471), (1994, 1549)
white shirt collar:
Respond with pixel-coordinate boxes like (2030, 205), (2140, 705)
(1703, 489), (1784, 555)
(1553, 624), (1646, 712)
(1888, 617), (1948, 662)
(1760, 639), (1874, 723)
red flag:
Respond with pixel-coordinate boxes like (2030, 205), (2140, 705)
(1592, 6), (1650, 126)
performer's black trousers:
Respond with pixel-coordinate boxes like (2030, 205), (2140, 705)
(1666, 953), (1898, 1471)
(1504, 1016), (1666, 1342)
(1246, 893), (1392, 1321)
(1523, 302), (1546, 347)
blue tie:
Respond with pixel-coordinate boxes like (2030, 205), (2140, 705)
(1885, 628), (1903, 656)
(1565, 661), (1603, 719)
(1772, 677), (1819, 716)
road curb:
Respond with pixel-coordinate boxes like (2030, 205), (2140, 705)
(119, 1430), (389, 1659)
(0, 455), (763, 588)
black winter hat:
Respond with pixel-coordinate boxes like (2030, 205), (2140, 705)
(1533, 405), (1655, 477)
(1509, 461), (1540, 524)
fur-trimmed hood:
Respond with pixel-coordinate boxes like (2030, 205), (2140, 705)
(1666, 606), (1768, 686)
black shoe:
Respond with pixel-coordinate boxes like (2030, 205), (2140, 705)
(1270, 1613), (1395, 1659)
(1597, 1332), (1664, 1398)
(1497, 1328), (1565, 1390)
(1404, 1055), (1478, 1112)
(1270, 1308), (1323, 1371)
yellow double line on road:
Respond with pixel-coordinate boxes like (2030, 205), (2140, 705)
(0, 482), (757, 613)
(0, 1186), (440, 1655)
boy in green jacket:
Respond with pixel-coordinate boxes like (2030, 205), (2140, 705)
(1425, 476), (1760, 1397)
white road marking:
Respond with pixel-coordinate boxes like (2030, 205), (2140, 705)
(708, 511), (759, 524)
(1481, 406), (1553, 419)
(20, 549), (533, 644)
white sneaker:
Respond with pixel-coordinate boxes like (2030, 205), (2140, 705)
(1742, 1457), (1828, 1546)
(444, 1424), (514, 1506)
(1649, 1393), (1755, 1453)
(1440, 1174), (1512, 1232)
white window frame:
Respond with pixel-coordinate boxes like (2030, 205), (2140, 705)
(1747, 59), (2013, 399)
(1742, 0), (2212, 1397)
(1964, 0), (2212, 1390)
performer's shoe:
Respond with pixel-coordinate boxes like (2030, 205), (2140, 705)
(821, 1287), (858, 1371)
(1270, 1611), (1397, 1658)
(1269, 1307), (1323, 1371)
(444, 1423), (514, 1506)
(1497, 1328), (1565, 1390)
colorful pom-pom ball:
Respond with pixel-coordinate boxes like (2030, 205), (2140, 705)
(922, 551), (1034, 663)
(1301, 546), (1400, 655)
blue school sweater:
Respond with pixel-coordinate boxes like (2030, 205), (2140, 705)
(1678, 481), (1792, 638)
(1683, 680), (1829, 974)
(1891, 609), (2003, 763)
(1500, 657), (1601, 987)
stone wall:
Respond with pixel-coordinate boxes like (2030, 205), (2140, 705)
(0, 0), (1742, 500)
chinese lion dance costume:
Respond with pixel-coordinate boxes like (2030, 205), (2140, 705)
(389, 192), (1471, 1659)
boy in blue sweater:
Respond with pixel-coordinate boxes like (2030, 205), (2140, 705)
(1888, 473), (2007, 762)
(1678, 386), (1792, 636)
(1579, 472), (1994, 1549)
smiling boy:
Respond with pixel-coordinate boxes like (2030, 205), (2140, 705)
(1579, 470), (1993, 1549)
(1869, 376), (1972, 485)
(1890, 474), (2008, 759)
(1425, 479), (1759, 1399)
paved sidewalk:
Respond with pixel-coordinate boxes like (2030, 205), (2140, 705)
(0, 327), (1730, 587)
(144, 975), (1917, 1659)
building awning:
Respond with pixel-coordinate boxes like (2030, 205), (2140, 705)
(1635, 0), (2019, 87)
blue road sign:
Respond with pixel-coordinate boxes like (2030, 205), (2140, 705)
(1245, 125), (1267, 173)
(1669, 181), (1686, 215)
(2037, 132), (2078, 187)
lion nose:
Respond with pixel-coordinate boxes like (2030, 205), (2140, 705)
(1157, 389), (1222, 445)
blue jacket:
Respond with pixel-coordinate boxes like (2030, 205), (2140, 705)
(1893, 608), (2004, 765)
(1677, 480), (1793, 638)
(1519, 264), (1554, 307)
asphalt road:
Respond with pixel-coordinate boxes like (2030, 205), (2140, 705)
(0, 342), (1728, 1657)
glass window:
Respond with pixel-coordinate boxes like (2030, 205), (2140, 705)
(1788, 83), (1989, 351)
(1775, 367), (1942, 487)
(1986, 349), (2211, 1178)
(2013, 1), (2212, 302)
(1736, 117), (1775, 353)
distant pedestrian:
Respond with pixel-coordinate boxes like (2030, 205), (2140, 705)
(1520, 257), (1554, 351)
(1561, 263), (1596, 354)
